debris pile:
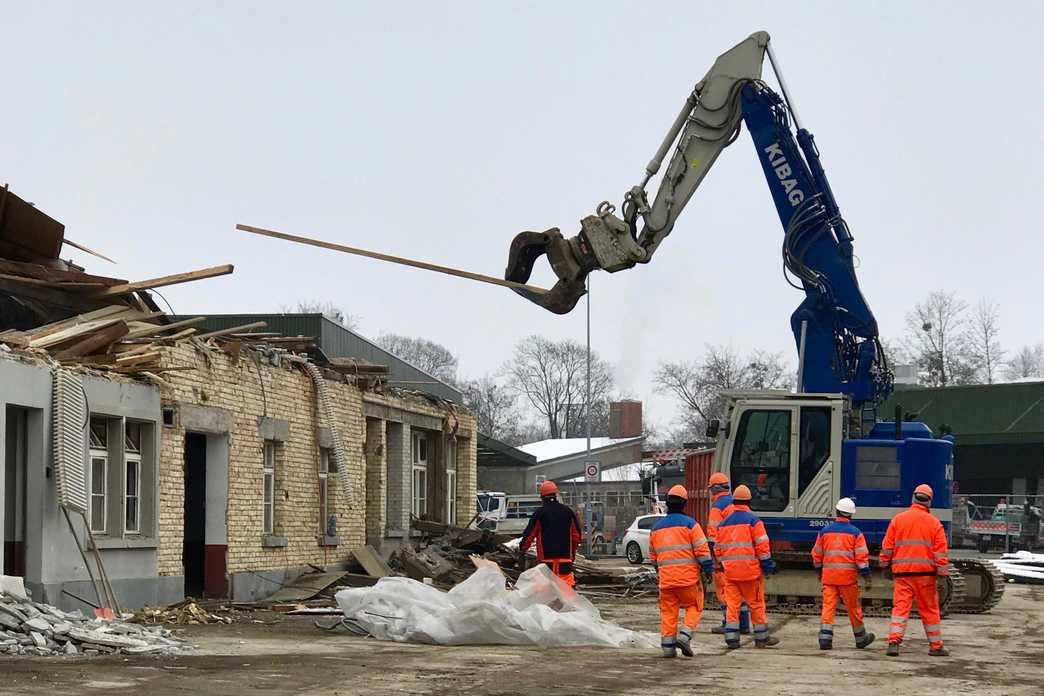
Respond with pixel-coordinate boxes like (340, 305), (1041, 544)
(0, 591), (189, 656)
(132, 600), (236, 626)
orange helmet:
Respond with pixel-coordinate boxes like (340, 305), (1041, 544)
(732, 484), (753, 502)
(539, 480), (559, 497)
(667, 484), (688, 499)
(708, 472), (729, 488)
(913, 483), (933, 503)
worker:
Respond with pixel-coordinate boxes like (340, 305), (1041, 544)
(715, 484), (779, 648)
(519, 480), (583, 587)
(810, 498), (875, 650)
(649, 485), (714, 658)
(880, 483), (950, 657)
(706, 472), (750, 635)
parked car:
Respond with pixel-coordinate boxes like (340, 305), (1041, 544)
(622, 514), (665, 564)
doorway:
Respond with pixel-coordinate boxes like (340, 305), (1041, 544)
(3, 407), (28, 577)
(183, 433), (206, 597)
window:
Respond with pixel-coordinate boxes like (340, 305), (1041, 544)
(855, 446), (901, 490)
(318, 448), (330, 535)
(637, 516), (658, 531)
(798, 407), (832, 496)
(124, 422), (141, 534)
(445, 438), (457, 525)
(89, 418), (108, 533)
(263, 441), (276, 535)
(730, 409), (792, 512)
(506, 499), (543, 519)
(412, 431), (428, 518)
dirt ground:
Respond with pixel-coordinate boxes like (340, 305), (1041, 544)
(1, 583), (1041, 696)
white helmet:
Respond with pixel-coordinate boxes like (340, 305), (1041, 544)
(836, 498), (856, 517)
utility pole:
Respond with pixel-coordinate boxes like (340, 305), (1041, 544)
(584, 276), (593, 556)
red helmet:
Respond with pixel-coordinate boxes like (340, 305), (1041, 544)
(732, 484), (753, 502)
(913, 483), (933, 503)
(539, 480), (559, 497)
(708, 472), (729, 488)
(667, 484), (688, 499)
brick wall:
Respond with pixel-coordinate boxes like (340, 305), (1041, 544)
(154, 343), (475, 580)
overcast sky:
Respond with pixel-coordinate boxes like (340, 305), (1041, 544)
(4, 2), (1043, 435)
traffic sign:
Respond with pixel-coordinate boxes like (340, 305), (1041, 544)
(584, 461), (600, 482)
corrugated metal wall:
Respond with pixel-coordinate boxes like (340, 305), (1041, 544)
(180, 314), (462, 403)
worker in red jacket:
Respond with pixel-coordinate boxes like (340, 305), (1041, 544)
(715, 485), (779, 649)
(811, 497), (875, 650)
(649, 485), (714, 658)
(880, 483), (950, 657)
(520, 480), (582, 587)
(706, 473), (750, 635)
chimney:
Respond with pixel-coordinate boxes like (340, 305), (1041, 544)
(609, 400), (642, 438)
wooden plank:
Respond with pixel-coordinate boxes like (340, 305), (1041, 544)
(31, 317), (127, 349)
(53, 321), (130, 360)
(264, 571), (347, 603)
(236, 224), (549, 296)
(27, 305), (134, 338)
(0, 258), (125, 285)
(194, 321), (267, 341)
(62, 237), (116, 264)
(165, 328), (198, 341)
(92, 264), (234, 297)
(352, 545), (393, 578)
(125, 315), (205, 339)
(0, 330), (30, 347)
(115, 351), (160, 366)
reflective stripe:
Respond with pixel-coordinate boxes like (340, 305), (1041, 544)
(822, 562), (858, 569)
(812, 563), (823, 568)
(753, 535), (769, 544)
(696, 554), (712, 563)
(812, 546), (822, 554)
(723, 554), (758, 561)
(854, 546), (868, 554)
(819, 624), (834, 632)
(856, 562), (869, 569)
(894, 540), (932, 547)
(853, 627), (866, 637)
(756, 553), (772, 560)
(679, 627), (693, 639)
(879, 550), (893, 558)
(661, 637), (676, 646)
(653, 543), (694, 554)
(658, 557), (699, 567)
(753, 624), (768, 637)
(933, 552), (948, 558)
(715, 541), (755, 550)
(891, 557), (935, 566)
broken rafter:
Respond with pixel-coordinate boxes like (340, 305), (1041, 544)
(92, 264), (234, 297)
(194, 321), (267, 341)
(236, 224), (549, 296)
(125, 315), (206, 339)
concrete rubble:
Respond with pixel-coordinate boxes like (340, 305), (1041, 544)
(0, 591), (190, 657)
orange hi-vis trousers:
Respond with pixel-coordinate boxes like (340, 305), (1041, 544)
(888, 575), (943, 650)
(820, 584), (868, 644)
(659, 584), (704, 646)
(723, 578), (768, 645)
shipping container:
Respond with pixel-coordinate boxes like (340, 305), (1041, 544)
(683, 449), (715, 530)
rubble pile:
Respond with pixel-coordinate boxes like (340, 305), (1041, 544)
(132, 600), (236, 626)
(0, 592), (189, 657)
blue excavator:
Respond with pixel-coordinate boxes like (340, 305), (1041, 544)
(504, 31), (1002, 614)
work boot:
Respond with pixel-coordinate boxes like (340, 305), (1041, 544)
(886, 642), (900, 657)
(661, 645), (677, 658)
(755, 636), (780, 648)
(855, 632), (876, 649)
(677, 629), (694, 657)
(712, 625), (726, 635)
(819, 640), (833, 651)
(929, 646), (950, 657)
(726, 641), (740, 650)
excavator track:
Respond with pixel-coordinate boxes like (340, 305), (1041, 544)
(951, 558), (1006, 614)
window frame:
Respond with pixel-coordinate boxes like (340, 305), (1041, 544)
(88, 417), (108, 534)
(411, 431), (428, 518)
(445, 438), (457, 525)
(729, 407), (794, 513)
(797, 406), (832, 497)
(318, 448), (330, 535)
(263, 441), (276, 535)
(123, 421), (142, 535)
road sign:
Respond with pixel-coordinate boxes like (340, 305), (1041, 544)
(585, 461), (600, 482)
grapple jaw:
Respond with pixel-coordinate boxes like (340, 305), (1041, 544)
(504, 228), (589, 315)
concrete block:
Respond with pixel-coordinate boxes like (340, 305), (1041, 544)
(24, 617), (51, 632)
(258, 416), (290, 442)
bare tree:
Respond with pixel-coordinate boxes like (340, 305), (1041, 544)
(506, 336), (614, 439)
(967, 299), (1004, 384)
(284, 300), (358, 330)
(461, 375), (521, 441)
(1005, 345), (1044, 381)
(655, 345), (791, 435)
(376, 334), (458, 383)
(904, 291), (978, 386)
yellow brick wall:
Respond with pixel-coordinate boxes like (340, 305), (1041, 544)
(154, 343), (475, 577)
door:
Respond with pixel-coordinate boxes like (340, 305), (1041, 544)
(728, 405), (798, 515)
(183, 433), (206, 598)
(794, 405), (841, 517)
(3, 407), (28, 577)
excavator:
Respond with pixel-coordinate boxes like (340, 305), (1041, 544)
(502, 31), (1003, 615)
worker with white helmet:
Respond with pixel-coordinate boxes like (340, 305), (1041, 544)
(810, 497), (875, 650)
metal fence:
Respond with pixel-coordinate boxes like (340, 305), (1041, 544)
(952, 493), (1044, 552)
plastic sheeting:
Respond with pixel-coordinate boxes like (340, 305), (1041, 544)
(334, 564), (658, 648)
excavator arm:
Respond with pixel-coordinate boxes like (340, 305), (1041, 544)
(504, 31), (892, 407)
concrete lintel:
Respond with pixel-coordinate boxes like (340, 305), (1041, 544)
(318, 427), (334, 449)
(90, 536), (159, 550)
(179, 403), (233, 435)
(258, 416), (290, 442)
(261, 534), (288, 548)
(363, 402), (443, 432)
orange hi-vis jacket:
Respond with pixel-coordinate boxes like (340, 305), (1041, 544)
(811, 517), (870, 585)
(715, 504), (773, 582)
(649, 513), (713, 589)
(707, 492), (734, 544)
(880, 503), (949, 577)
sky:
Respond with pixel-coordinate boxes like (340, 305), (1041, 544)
(4, 2), (1043, 435)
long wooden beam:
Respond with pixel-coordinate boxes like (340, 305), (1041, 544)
(93, 264), (234, 297)
(236, 224), (548, 296)
(194, 321), (268, 341)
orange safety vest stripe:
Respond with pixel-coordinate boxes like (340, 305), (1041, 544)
(881, 505), (949, 575)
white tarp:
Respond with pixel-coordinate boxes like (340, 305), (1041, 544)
(334, 564), (658, 648)
(993, 551), (1044, 583)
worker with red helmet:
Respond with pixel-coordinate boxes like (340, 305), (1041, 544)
(649, 484), (713, 658)
(880, 483), (950, 657)
(715, 484), (779, 649)
(706, 472), (750, 635)
(811, 497), (875, 650)
(520, 480), (583, 587)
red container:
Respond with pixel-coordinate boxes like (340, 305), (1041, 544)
(684, 449), (716, 530)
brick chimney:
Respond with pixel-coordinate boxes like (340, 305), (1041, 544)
(609, 400), (642, 438)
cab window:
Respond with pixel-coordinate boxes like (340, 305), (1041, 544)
(637, 516), (658, 530)
(731, 409), (791, 512)
(798, 407), (832, 496)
